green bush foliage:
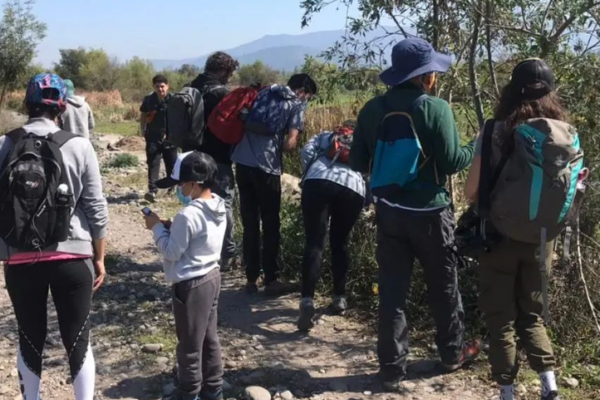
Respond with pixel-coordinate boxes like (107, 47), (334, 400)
(105, 153), (139, 169)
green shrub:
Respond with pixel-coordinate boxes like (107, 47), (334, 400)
(105, 153), (139, 169)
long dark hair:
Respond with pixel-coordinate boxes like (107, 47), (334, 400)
(494, 83), (570, 154)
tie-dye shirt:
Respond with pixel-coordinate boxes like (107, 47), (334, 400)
(232, 85), (306, 176)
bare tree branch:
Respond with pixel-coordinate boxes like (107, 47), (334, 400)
(541, 0), (555, 33)
(469, 1), (485, 128)
(485, 0), (500, 98)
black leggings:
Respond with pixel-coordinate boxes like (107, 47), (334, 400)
(5, 259), (95, 400)
(301, 179), (364, 298)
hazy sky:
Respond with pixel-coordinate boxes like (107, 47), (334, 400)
(8, 0), (366, 67)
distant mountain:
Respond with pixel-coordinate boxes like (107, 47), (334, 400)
(152, 27), (399, 71)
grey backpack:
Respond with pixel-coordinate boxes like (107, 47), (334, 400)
(490, 118), (584, 244)
(168, 85), (221, 149)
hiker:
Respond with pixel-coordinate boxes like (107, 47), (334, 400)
(297, 121), (366, 331)
(231, 74), (318, 295)
(187, 51), (240, 271)
(60, 79), (95, 140)
(140, 74), (177, 203)
(464, 59), (584, 400)
(144, 151), (226, 400)
(0, 74), (108, 400)
(349, 38), (480, 391)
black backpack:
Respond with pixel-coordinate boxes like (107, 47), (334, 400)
(168, 84), (223, 149)
(0, 129), (76, 251)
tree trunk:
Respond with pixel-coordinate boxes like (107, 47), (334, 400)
(432, 0), (441, 96)
(469, 2), (485, 128)
(485, 0), (500, 98)
(0, 82), (9, 109)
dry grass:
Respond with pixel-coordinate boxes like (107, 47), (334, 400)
(305, 104), (356, 137)
(83, 90), (124, 108)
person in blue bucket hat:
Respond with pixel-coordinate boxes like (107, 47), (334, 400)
(349, 37), (480, 392)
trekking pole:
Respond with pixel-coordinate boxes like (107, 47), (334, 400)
(540, 227), (550, 323)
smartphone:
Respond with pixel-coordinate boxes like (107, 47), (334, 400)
(142, 207), (152, 216)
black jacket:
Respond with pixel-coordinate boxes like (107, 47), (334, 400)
(190, 73), (232, 164)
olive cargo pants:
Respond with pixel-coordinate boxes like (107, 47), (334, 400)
(478, 238), (556, 385)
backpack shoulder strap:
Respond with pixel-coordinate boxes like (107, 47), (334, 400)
(49, 130), (77, 148)
(478, 119), (496, 218)
(6, 128), (28, 144)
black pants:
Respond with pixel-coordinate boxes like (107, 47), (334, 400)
(376, 203), (465, 379)
(5, 259), (95, 396)
(146, 139), (178, 193)
(173, 269), (223, 399)
(301, 179), (363, 298)
(236, 164), (281, 284)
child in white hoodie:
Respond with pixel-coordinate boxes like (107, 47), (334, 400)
(144, 151), (226, 400)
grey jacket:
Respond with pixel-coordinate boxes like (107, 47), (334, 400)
(61, 96), (95, 140)
(301, 132), (366, 197)
(0, 118), (109, 259)
(152, 195), (226, 284)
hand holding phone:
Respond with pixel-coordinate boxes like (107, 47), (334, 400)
(142, 207), (161, 230)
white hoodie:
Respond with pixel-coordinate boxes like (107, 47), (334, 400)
(61, 95), (95, 140)
(152, 195), (226, 284)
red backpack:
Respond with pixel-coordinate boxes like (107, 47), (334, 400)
(327, 125), (354, 164)
(207, 85), (263, 144)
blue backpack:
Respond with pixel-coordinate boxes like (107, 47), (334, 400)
(370, 94), (433, 201)
(244, 86), (291, 136)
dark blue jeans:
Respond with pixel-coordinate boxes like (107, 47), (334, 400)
(213, 163), (236, 260)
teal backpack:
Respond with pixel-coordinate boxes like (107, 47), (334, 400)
(370, 95), (438, 203)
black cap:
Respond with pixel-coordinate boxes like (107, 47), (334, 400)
(156, 151), (217, 189)
(511, 59), (556, 100)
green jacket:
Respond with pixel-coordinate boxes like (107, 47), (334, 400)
(350, 84), (475, 209)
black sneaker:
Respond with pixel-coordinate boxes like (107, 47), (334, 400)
(542, 391), (561, 400)
(245, 281), (259, 294)
(440, 339), (481, 372)
(145, 191), (157, 203)
(380, 372), (406, 392)
(330, 295), (348, 315)
(297, 297), (315, 332)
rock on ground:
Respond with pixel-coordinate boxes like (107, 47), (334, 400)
(245, 386), (272, 400)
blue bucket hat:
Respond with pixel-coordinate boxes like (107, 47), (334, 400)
(380, 38), (452, 87)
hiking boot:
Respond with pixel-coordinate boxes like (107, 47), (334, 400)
(145, 191), (157, 203)
(330, 295), (348, 315)
(297, 297), (315, 332)
(264, 280), (298, 296)
(200, 388), (224, 400)
(541, 391), (561, 400)
(245, 281), (259, 294)
(162, 393), (198, 400)
(440, 339), (481, 372)
(380, 373), (406, 392)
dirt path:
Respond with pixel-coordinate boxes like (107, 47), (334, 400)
(0, 144), (502, 400)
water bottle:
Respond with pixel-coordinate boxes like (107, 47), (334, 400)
(54, 183), (73, 242)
